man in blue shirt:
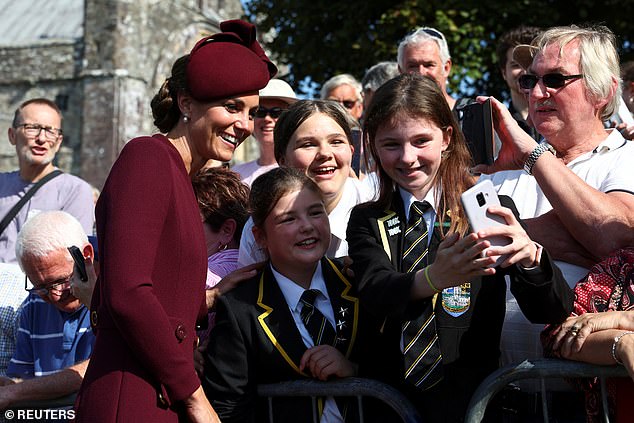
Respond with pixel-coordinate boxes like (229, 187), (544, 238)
(0, 211), (95, 410)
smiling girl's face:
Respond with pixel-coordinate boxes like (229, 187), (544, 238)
(254, 186), (330, 286)
(280, 113), (353, 211)
(374, 114), (450, 200)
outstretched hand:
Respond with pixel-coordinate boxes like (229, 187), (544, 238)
(206, 261), (264, 310)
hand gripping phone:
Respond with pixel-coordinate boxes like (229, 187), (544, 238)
(67, 246), (88, 282)
(460, 179), (510, 267)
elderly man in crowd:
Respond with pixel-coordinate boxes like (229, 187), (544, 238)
(476, 25), (634, 420)
(397, 26), (458, 109)
(0, 211), (96, 411)
(0, 98), (94, 264)
(320, 73), (364, 123)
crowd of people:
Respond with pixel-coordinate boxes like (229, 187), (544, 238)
(1, 17), (633, 423)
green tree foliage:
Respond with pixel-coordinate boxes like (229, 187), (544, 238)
(245, 0), (633, 100)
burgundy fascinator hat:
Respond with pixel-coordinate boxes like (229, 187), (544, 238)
(187, 19), (278, 102)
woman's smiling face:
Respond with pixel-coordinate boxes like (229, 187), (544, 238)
(187, 93), (260, 163)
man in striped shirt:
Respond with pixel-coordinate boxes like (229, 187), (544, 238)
(1, 211), (95, 410)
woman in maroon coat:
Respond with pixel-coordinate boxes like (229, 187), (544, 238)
(74, 20), (276, 423)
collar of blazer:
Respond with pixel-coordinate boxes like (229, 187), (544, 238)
(256, 257), (360, 376)
(375, 192), (408, 263)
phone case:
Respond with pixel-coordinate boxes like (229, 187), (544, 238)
(67, 246), (88, 282)
(459, 99), (495, 166)
(460, 179), (509, 267)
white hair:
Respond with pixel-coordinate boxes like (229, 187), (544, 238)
(397, 27), (451, 70)
(532, 25), (620, 121)
(15, 211), (88, 268)
(319, 74), (363, 102)
(361, 61), (400, 93)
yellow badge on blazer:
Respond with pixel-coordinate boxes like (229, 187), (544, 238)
(441, 283), (471, 317)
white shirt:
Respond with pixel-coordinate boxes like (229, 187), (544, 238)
(480, 129), (634, 371)
(271, 262), (342, 423)
(238, 177), (372, 267)
(231, 160), (278, 187)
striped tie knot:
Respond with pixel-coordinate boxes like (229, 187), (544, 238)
(300, 289), (336, 347)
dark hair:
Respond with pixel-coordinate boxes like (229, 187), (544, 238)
(12, 98), (62, 128)
(363, 73), (473, 236)
(249, 167), (322, 229)
(192, 167), (250, 245)
(273, 99), (354, 163)
(622, 61), (634, 84)
(150, 55), (190, 133)
(495, 25), (543, 69)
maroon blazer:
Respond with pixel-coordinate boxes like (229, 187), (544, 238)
(75, 135), (207, 422)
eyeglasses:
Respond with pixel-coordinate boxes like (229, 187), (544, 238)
(255, 107), (285, 119)
(25, 272), (73, 297)
(329, 99), (358, 110)
(15, 123), (63, 141)
(518, 73), (583, 90)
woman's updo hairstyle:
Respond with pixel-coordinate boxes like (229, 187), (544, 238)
(150, 55), (189, 133)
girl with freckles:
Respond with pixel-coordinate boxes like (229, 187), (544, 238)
(203, 167), (369, 422)
(346, 73), (573, 422)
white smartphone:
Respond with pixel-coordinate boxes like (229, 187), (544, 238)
(460, 179), (510, 267)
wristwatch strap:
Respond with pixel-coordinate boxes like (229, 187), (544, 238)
(523, 143), (553, 175)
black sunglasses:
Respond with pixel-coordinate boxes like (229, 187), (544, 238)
(255, 107), (284, 119)
(518, 73), (583, 90)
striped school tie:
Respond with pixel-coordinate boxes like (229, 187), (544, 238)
(401, 201), (443, 391)
(300, 289), (337, 347)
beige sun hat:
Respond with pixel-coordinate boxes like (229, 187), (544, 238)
(259, 79), (297, 105)
(512, 44), (539, 70)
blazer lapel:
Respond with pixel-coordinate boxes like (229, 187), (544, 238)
(322, 258), (360, 358)
(256, 266), (310, 376)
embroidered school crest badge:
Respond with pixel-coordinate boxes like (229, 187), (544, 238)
(441, 283), (471, 316)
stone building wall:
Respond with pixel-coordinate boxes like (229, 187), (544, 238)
(0, 0), (245, 189)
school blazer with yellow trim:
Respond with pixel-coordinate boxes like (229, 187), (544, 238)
(345, 192), (573, 395)
(202, 257), (365, 423)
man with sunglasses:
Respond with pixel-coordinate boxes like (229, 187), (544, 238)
(0, 98), (94, 264)
(476, 25), (634, 421)
(320, 73), (364, 122)
(0, 211), (95, 412)
(232, 79), (297, 186)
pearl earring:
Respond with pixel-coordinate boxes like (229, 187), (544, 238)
(183, 115), (190, 123)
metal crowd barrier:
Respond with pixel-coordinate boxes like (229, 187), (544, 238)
(465, 359), (630, 423)
(257, 377), (422, 423)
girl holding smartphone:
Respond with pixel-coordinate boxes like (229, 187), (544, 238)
(346, 73), (572, 422)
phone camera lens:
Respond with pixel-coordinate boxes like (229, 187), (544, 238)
(476, 192), (486, 207)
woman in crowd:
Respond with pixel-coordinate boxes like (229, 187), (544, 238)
(543, 247), (634, 422)
(238, 100), (372, 266)
(346, 73), (573, 422)
(191, 166), (250, 342)
(74, 20), (276, 423)
(203, 167), (366, 422)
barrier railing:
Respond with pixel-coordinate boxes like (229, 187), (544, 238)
(257, 377), (422, 423)
(465, 359), (629, 423)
